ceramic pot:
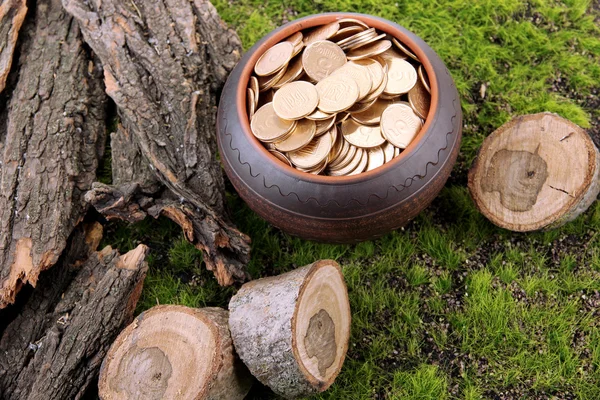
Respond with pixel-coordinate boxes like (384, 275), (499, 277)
(217, 12), (462, 243)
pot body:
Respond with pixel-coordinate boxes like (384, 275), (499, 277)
(217, 13), (462, 243)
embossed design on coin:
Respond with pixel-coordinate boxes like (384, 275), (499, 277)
(273, 81), (319, 120)
(342, 119), (386, 148)
(381, 103), (423, 148)
(251, 102), (296, 142)
(254, 41), (294, 76)
(384, 57), (417, 95)
(316, 76), (359, 113)
(303, 40), (347, 82)
(330, 61), (372, 100)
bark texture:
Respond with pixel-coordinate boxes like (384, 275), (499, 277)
(0, 0), (106, 308)
(0, 223), (149, 400)
(63, 0), (251, 286)
(468, 112), (600, 231)
(228, 260), (351, 399)
(99, 305), (252, 400)
(0, 0), (26, 93)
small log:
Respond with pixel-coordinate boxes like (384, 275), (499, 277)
(98, 305), (253, 400)
(0, 0), (106, 308)
(63, 0), (251, 286)
(228, 260), (351, 399)
(0, 223), (149, 400)
(469, 112), (600, 231)
(0, 0), (26, 93)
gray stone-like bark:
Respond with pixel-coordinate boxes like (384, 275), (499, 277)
(64, 0), (251, 286)
(0, 0), (106, 308)
(0, 0), (27, 93)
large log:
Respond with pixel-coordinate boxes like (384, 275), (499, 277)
(0, 223), (149, 400)
(469, 112), (600, 231)
(63, 0), (251, 286)
(0, 0), (107, 308)
(0, 0), (26, 93)
(98, 305), (253, 400)
(228, 260), (351, 399)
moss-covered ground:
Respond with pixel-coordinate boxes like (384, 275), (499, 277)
(101, 1), (600, 398)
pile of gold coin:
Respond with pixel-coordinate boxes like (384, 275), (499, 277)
(247, 18), (432, 176)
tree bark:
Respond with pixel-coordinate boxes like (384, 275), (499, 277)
(468, 112), (600, 231)
(0, 0), (26, 93)
(0, 0), (107, 308)
(228, 260), (351, 399)
(0, 222), (149, 400)
(99, 305), (253, 400)
(63, 0), (251, 286)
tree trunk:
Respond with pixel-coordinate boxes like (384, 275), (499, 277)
(0, 222), (149, 400)
(228, 260), (351, 399)
(63, 0), (251, 286)
(98, 305), (253, 400)
(469, 112), (600, 231)
(0, 0), (26, 93)
(0, 0), (107, 308)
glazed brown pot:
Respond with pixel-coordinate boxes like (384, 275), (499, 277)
(217, 13), (462, 243)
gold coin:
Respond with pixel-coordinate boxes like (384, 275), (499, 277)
(347, 148), (369, 175)
(329, 148), (364, 176)
(288, 131), (333, 169)
(258, 65), (288, 92)
(286, 31), (303, 47)
(347, 39), (392, 61)
(298, 158), (328, 175)
(329, 124), (338, 144)
(272, 56), (304, 89)
(359, 68), (388, 103)
(315, 115), (336, 136)
(353, 58), (384, 92)
(339, 30), (378, 51)
(330, 142), (357, 170)
(292, 41), (304, 57)
(250, 102), (296, 142)
(342, 118), (386, 148)
(329, 135), (349, 164)
(380, 103), (422, 148)
(335, 112), (350, 124)
(350, 98), (392, 125)
(391, 37), (419, 62)
(384, 57), (417, 95)
(379, 92), (401, 100)
(336, 28), (375, 49)
(345, 33), (387, 51)
(273, 81), (318, 120)
(394, 146), (401, 158)
(250, 76), (260, 104)
(269, 149), (293, 166)
(302, 40), (347, 82)
(274, 119), (316, 152)
(316, 75), (359, 113)
(330, 25), (365, 42)
(306, 109), (333, 120)
(408, 78), (431, 119)
(247, 88), (256, 118)
(382, 142), (395, 163)
(366, 146), (385, 171)
(336, 18), (370, 29)
(347, 97), (377, 114)
(303, 22), (340, 45)
(332, 61), (373, 100)
(254, 41), (294, 76)
(379, 48), (406, 65)
(418, 65), (431, 93)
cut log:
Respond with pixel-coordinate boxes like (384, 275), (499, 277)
(63, 0), (251, 286)
(228, 260), (351, 399)
(98, 305), (253, 400)
(0, 0), (26, 93)
(469, 112), (600, 231)
(0, 0), (107, 308)
(0, 222), (149, 400)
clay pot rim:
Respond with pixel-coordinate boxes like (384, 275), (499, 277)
(236, 12), (439, 183)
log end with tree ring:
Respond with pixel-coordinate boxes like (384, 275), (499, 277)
(292, 260), (351, 392)
(98, 305), (252, 400)
(468, 112), (600, 232)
